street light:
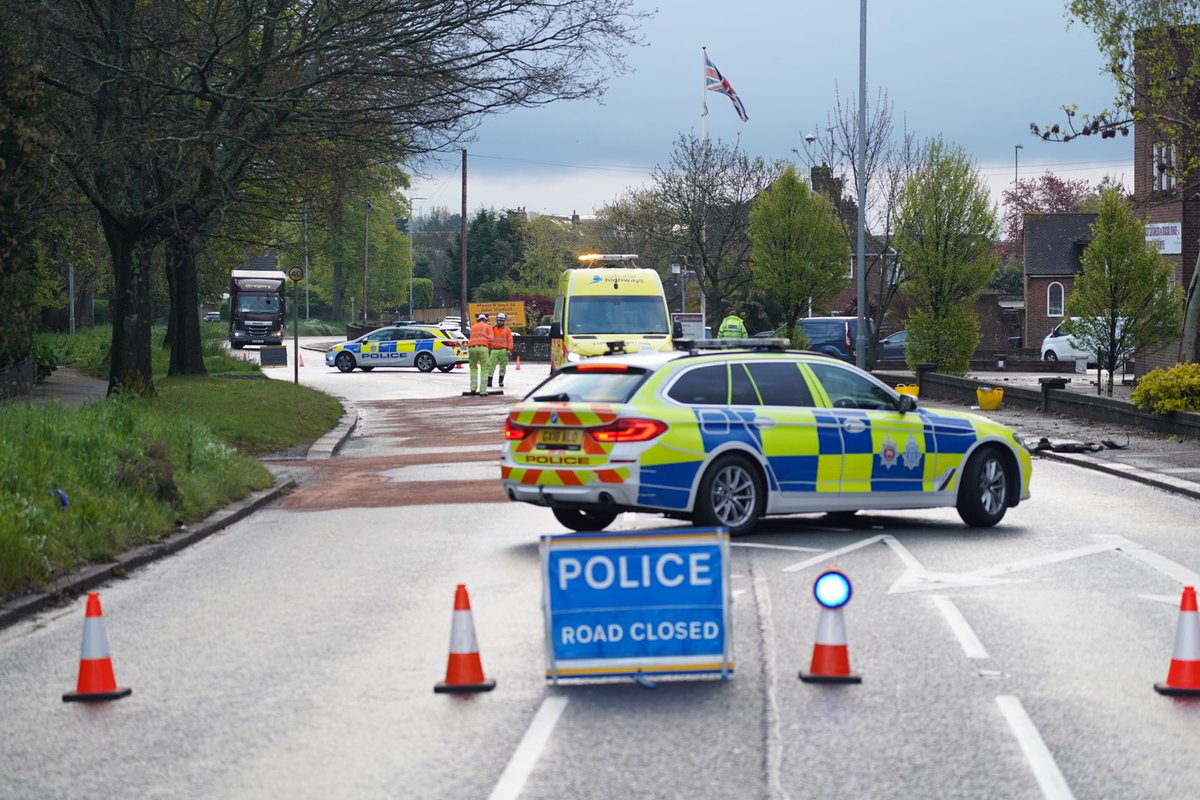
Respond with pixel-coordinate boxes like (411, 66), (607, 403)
(670, 255), (689, 313)
(854, 0), (868, 369)
(1014, 144), (1023, 185)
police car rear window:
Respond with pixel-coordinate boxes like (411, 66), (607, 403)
(530, 369), (648, 403)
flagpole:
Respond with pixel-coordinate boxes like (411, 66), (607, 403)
(699, 46), (708, 330)
(700, 45), (707, 142)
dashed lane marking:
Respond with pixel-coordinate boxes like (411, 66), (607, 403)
(931, 595), (989, 659)
(487, 696), (569, 800)
(997, 695), (1076, 800)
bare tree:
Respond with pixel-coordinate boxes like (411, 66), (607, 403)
(23, 0), (646, 394)
(599, 135), (781, 324)
(798, 86), (926, 361)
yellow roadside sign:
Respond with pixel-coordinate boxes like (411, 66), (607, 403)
(468, 301), (527, 327)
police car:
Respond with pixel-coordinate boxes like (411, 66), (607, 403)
(500, 339), (1032, 535)
(325, 325), (465, 373)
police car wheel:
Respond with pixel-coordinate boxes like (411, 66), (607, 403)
(335, 352), (356, 373)
(438, 364), (455, 373)
(415, 352), (436, 372)
(552, 508), (619, 532)
(695, 454), (764, 536)
(956, 447), (1010, 527)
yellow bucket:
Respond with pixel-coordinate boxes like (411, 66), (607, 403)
(976, 387), (1004, 410)
(895, 384), (919, 397)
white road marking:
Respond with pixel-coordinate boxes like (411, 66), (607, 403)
(967, 541), (1121, 579)
(930, 595), (989, 659)
(1139, 594), (1182, 605)
(733, 542), (825, 553)
(781, 534), (886, 573)
(996, 695), (1076, 800)
(882, 535), (925, 571)
(751, 565), (792, 800)
(1114, 538), (1200, 586)
(487, 696), (569, 800)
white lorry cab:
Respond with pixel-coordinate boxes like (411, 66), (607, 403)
(549, 254), (674, 370)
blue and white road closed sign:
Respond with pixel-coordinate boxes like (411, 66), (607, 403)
(539, 528), (733, 682)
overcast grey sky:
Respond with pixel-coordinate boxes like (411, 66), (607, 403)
(410, 0), (1132, 219)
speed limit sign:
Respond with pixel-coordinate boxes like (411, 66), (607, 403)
(287, 266), (304, 282)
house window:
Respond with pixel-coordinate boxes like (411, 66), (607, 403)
(1154, 141), (1177, 193)
(1047, 282), (1064, 317)
(847, 257), (854, 280)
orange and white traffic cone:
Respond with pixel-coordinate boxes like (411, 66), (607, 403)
(1155, 585), (1200, 697)
(434, 584), (496, 694)
(799, 604), (861, 684)
(515, 356), (521, 371)
(63, 592), (132, 702)
(297, 349), (304, 367)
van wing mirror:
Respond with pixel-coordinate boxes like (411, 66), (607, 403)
(672, 321), (684, 339)
(898, 393), (918, 413)
(549, 322), (563, 339)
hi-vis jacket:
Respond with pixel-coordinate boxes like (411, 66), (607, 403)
(469, 321), (493, 347)
(489, 325), (514, 350)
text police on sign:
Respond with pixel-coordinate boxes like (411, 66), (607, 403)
(539, 528), (733, 682)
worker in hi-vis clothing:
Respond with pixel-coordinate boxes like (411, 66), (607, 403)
(468, 313), (493, 395)
(487, 312), (515, 389)
(718, 313), (748, 338)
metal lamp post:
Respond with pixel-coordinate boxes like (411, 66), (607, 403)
(1014, 144), (1023, 185)
(405, 196), (426, 320)
(854, 0), (868, 370)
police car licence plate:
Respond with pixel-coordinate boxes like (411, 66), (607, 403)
(538, 429), (583, 447)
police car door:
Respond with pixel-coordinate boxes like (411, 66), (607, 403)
(359, 329), (389, 365)
(804, 361), (933, 499)
(393, 328), (417, 365)
(732, 360), (842, 512)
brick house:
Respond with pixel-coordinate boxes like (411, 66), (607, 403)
(1132, 103), (1199, 375)
(1022, 212), (1097, 351)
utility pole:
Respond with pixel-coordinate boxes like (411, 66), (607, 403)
(362, 196), (372, 324)
(855, 0), (868, 370)
(303, 202), (310, 320)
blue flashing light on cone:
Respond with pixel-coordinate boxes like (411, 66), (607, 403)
(800, 570), (861, 685)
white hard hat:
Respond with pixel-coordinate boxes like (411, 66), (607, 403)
(497, 312), (507, 320)
(477, 313), (487, 321)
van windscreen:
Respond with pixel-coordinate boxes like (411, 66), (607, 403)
(567, 296), (669, 335)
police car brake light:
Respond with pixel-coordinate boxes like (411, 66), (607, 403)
(575, 362), (629, 372)
(590, 418), (668, 442)
(504, 418), (531, 440)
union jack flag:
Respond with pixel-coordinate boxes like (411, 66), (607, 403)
(703, 52), (748, 123)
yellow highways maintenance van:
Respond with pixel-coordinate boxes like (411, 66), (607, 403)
(501, 339), (1032, 535)
(549, 254), (674, 370)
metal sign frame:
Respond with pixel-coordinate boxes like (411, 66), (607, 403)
(539, 527), (733, 683)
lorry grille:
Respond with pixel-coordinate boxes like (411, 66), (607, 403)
(245, 321), (272, 336)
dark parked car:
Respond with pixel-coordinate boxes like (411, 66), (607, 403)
(794, 316), (874, 362)
(877, 330), (908, 360)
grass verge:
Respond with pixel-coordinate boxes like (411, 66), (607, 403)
(0, 326), (342, 602)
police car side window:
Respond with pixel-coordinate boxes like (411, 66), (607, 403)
(808, 363), (894, 410)
(417, 330), (436, 339)
(667, 365), (728, 405)
(730, 363), (760, 405)
(745, 362), (814, 406)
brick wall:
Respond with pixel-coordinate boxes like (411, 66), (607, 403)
(1025, 275), (1073, 349)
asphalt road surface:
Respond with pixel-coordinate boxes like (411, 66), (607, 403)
(1, 340), (1197, 799)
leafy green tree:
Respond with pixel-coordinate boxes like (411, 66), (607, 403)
(748, 165), (850, 333)
(1035, 1), (1200, 362)
(1065, 187), (1183, 396)
(516, 215), (597, 296)
(896, 138), (998, 374)
(447, 209), (526, 302)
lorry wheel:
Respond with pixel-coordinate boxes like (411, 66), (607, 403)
(414, 352), (436, 373)
(438, 364), (455, 373)
(956, 447), (1011, 527)
(552, 508), (619, 532)
(335, 352), (356, 373)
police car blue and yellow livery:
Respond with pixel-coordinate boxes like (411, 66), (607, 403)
(501, 340), (1032, 534)
(326, 324), (465, 373)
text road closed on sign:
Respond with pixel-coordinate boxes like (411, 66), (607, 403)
(540, 528), (732, 681)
